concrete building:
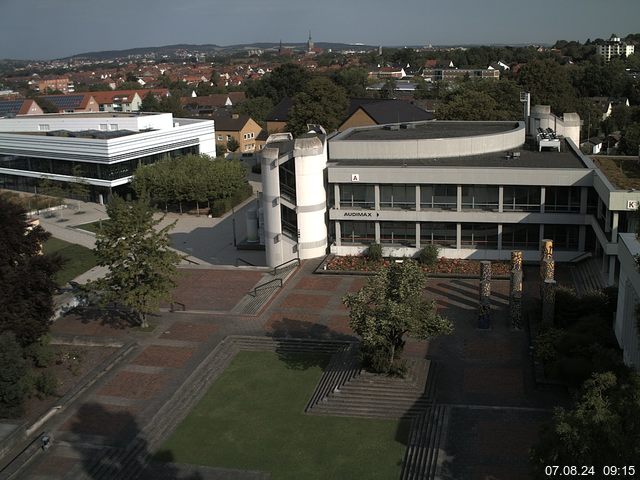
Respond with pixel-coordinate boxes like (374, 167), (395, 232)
(38, 76), (74, 94)
(614, 233), (640, 369)
(258, 111), (640, 293)
(89, 90), (143, 112)
(213, 113), (263, 154)
(39, 94), (99, 113)
(0, 112), (215, 203)
(597, 34), (635, 62)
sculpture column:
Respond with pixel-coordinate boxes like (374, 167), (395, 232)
(478, 260), (492, 329)
(509, 250), (523, 330)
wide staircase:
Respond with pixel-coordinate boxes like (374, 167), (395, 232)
(231, 259), (300, 315)
(400, 404), (449, 480)
(570, 257), (607, 295)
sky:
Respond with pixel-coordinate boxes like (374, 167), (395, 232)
(1, 0), (639, 60)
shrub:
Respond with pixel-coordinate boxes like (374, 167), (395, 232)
(0, 333), (29, 418)
(24, 335), (54, 368)
(366, 243), (383, 262)
(534, 327), (564, 363)
(418, 245), (439, 267)
(34, 370), (58, 399)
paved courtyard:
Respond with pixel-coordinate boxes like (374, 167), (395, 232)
(17, 259), (567, 480)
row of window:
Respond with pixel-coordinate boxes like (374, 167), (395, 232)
(336, 184), (586, 213)
(338, 221), (579, 250)
(0, 146), (198, 181)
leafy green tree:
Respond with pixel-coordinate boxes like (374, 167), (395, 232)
(140, 92), (161, 112)
(246, 64), (310, 103)
(0, 332), (29, 418)
(36, 97), (59, 113)
(234, 96), (274, 126)
(333, 67), (369, 97)
(619, 123), (640, 155)
(286, 77), (348, 135)
(0, 197), (60, 347)
(379, 79), (397, 99)
(158, 94), (185, 117)
(227, 137), (240, 153)
(90, 197), (181, 328)
(436, 79), (521, 120)
(70, 165), (90, 202)
(531, 371), (640, 476)
(517, 59), (577, 114)
(343, 260), (453, 374)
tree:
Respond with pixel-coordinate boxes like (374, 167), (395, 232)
(0, 197), (60, 347)
(246, 63), (311, 103)
(343, 260), (453, 374)
(379, 79), (397, 99)
(333, 67), (369, 97)
(227, 137), (240, 153)
(436, 79), (522, 121)
(90, 197), (182, 328)
(619, 123), (640, 155)
(140, 92), (161, 112)
(234, 96), (274, 126)
(530, 371), (640, 476)
(517, 59), (577, 114)
(69, 165), (90, 203)
(286, 77), (348, 136)
(0, 332), (29, 418)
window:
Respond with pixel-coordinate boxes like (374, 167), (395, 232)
(420, 222), (456, 247)
(503, 186), (540, 212)
(99, 124), (108, 131)
(341, 221), (375, 244)
(109, 124), (118, 131)
(279, 160), (296, 202)
(226, 135), (232, 141)
(502, 223), (539, 250)
(340, 184), (375, 209)
(461, 223), (499, 249)
(380, 222), (414, 245)
(545, 187), (580, 213)
(281, 205), (298, 240)
(380, 184), (415, 210)
(462, 186), (499, 211)
(421, 184), (456, 210)
(544, 224), (579, 250)
(217, 135), (223, 141)
(243, 132), (255, 140)
(38, 124), (49, 131)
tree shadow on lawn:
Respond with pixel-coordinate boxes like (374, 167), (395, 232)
(69, 402), (203, 480)
(268, 317), (357, 371)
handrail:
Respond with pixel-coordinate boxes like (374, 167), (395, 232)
(236, 257), (255, 267)
(170, 301), (186, 312)
(250, 278), (283, 296)
(568, 251), (593, 263)
(272, 257), (300, 276)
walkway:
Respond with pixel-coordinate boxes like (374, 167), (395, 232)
(12, 260), (568, 480)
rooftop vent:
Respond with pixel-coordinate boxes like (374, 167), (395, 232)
(383, 124), (400, 131)
(401, 123), (416, 129)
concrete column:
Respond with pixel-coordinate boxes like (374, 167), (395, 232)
(597, 197), (602, 220)
(539, 224), (545, 244)
(415, 223), (421, 249)
(498, 186), (504, 213)
(415, 185), (421, 212)
(457, 185), (462, 212)
(540, 186), (546, 213)
(602, 253), (607, 277)
(580, 186), (588, 214)
(261, 150), (284, 268)
(374, 185), (380, 210)
(608, 256), (616, 286)
(612, 212), (619, 242)
(334, 184), (340, 209)
(335, 221), (341, 246)
(578, 225), (586, 251)
(497, 224), (503, 251)
(375, 222), (380, 244)
(456, 223), (461, 249)
(605, 208), (611, 233)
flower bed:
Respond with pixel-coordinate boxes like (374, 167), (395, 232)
(322, 255), (510, 277)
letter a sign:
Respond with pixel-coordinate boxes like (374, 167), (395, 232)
(351, 174), (360, 182)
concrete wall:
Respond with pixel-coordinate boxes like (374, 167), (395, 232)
(329, 122), (525, 160)
(615, 233), (640, 370)
(0, 112), (175, 132)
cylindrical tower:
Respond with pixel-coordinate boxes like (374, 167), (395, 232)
(293, 136), (328, 260)
(260, 146), (284, 267)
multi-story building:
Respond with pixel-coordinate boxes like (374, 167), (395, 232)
(258, 112), (640, 292)
(0, 112), (215, 203)
(89, 90), (143, 112)
(597, 34), (635, 62)
(39, 94), (99, 113)
(213, 113), (263, 155)
(422, 68), (500, 82)
(0, 99), (44, 116)
(38, 76), (74, 94)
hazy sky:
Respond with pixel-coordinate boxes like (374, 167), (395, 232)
(1, 0), (639, 60)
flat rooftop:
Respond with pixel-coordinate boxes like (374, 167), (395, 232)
(3, 112), (162, 119)
(329, 139), (587, 169)
(2, 129), (139, 139)
(341, 121), (520, 141)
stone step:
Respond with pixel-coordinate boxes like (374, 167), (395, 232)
(400, 404), (448, 480)
(310, 404), (428, 419)
(329, 388), (428, 403)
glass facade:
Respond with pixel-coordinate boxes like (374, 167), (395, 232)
(461, 186), (499, 211)
(420, 184), (456, 210)
(380, 184), (415, 210)
(461, 223), (499, 249)
(0, 146), (198, 182)
(341, 221), (375, 244)
(281, 205), (298, 240)
(279, 160), (296, 203)
(380, 222), (415, 245)
(503, 186), (541, 212)
(544, 224), (580, 250)
(420, 222), (456, 247)
(502, 223), (540, 250)
(545, 186), (580, 213)
(340, 184), (375, 209)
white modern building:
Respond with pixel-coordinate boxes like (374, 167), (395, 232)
(597, 34), (635, 62)
(615, 233), (640, 369)
(0, 112), (215, 203)
(259, 110), (640, 289)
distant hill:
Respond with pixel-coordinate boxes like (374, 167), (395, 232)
(62, 42), (380, 61)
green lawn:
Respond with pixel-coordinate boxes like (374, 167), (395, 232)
(158, 351), (409, 480)
(43, 237), (97, 286)
(74, 219), (110, 234)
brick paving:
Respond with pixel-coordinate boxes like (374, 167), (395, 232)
(19, 259), (569, 480)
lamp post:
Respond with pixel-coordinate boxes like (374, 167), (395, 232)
(231, 204), (237, 247)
